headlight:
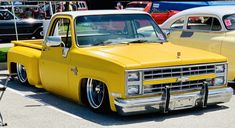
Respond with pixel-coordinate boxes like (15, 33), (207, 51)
(213, 77), (224, 86)
(215, 64), (225, 73)
(127, 85), (140, 95)
(126, 71), (142, 96)
(127, 72), (140, 81)
(213, 63), (227, 86)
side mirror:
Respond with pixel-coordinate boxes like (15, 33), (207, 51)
(45, 36), (64, 47)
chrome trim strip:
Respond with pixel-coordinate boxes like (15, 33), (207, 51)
(0, 33), (32, 36)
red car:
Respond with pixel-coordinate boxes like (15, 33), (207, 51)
(125, 1), (179, 24)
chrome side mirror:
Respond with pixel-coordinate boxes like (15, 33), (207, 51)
(45, 36), (64, 47)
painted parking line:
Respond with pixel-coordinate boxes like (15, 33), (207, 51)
(6, 86), (83, 120)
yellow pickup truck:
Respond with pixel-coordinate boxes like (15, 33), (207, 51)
(7, 10), (233, 115)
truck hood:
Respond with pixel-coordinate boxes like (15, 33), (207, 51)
(85, 42), (226, 69)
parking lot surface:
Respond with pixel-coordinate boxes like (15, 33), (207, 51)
(0, 71), (235, 128)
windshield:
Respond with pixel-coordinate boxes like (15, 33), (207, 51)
(75, 14), (166, 46)
(223, 14), (235, 30)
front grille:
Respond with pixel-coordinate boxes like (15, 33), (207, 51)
(142, 64), (218, 95)
(144, 79), (210, 94)
(143, 64), (215, 80)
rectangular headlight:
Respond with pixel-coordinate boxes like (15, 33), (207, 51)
(127, 85), (140, 95)
(126, 71), (142, 96)
(127, 72), (140, 81)
(213, 76), (225, 86)
(215, 64), (225, 73)
(213, 63), (227, 86)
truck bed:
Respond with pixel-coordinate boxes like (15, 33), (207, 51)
(12, 39), (43, 50)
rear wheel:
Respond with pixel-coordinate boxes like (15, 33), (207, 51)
(33, 28), (43, 39)
(16, 63), (28, 84)
(86, 78), (110, 113)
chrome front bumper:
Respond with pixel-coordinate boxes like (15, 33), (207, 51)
(114, 87), (233, 115)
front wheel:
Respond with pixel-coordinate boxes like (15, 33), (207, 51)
(16, 63), (28, 84)
(86, 78), (110, 113)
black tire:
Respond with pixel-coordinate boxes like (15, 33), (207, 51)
(16, 63), (29, 84)
(33, 28), (43, 39)
(85, 78), (110, 113)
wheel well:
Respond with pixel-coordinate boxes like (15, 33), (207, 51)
(80, 78), (109, 105)
(10, 62), (17, 73)
(80, 78), (88, 105)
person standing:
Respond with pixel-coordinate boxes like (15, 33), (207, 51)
(115, 2), (123, 10)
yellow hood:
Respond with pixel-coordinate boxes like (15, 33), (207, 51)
(85, 42), (226, 69)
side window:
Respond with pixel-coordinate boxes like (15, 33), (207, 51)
(0, 11), (14, 20)
(211, 18), (222, 31)
(50, 18), (71, 48)
(0, 11), (3, 20)
(187, 16), (221, 31)
(170, 17), (184, 30)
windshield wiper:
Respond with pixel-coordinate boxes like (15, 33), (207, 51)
(92, 40), (128, 46)
(92, 42), (107, 46)
(92, 40), (117, 46)
(127, 39), (148, 44)
(92, 39), (164, 46)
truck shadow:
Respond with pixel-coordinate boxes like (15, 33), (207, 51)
(0, 78), (231, 126)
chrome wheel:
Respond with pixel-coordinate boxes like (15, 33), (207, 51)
(16, 63), (27, 83)
(86, 78), (105, 109)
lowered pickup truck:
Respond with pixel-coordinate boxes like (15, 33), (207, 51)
(7, 10), (233, 115)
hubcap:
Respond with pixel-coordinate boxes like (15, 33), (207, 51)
(16, 63), (27, 83)
(87, 78), (105, 109)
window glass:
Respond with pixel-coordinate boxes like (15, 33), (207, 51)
(211, 18), (221, 31)
(0, 11), (14, 20)
(187, 16), (221, 31)
(51, 18), (71, 47)
(126, 3), (147, 8)
(82, 3), (85, 8)
(79, 3), (82, 8)
(170, 17), (184, 29)
(75, 14), (166, 46)
(52, 19), (70, 36)
(223, 14), (235, 30)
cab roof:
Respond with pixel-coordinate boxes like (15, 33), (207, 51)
(172, 6), (235, 18)
(54, 10), (148, 18)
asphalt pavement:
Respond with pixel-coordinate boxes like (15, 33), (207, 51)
(0, 70), (235, 128)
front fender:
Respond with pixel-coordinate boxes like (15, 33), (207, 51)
(68, 52), (126, 112)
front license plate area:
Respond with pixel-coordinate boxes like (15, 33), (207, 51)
(172, 96), (195, 110)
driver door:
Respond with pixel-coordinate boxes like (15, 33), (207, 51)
(39, 17), (72, 97)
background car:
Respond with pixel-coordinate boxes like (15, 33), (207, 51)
(160, 6), (235, 84)
(125, 1), (179, 24)
(0, 9), (43, 42)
